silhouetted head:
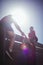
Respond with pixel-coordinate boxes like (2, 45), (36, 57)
(1, 15), (12, 22)
(30, 26), (34, 32)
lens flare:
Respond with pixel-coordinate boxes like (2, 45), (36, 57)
(21, 43), (28, 50)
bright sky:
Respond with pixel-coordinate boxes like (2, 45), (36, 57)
(0, 0), (43, 44)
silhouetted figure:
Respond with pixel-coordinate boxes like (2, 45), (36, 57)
(0, 15), (25, 52)
(28, 26), (38, 43)
(28, 26), (38, 65)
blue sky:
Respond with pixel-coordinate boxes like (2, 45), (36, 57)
(0, 0), (43, 44)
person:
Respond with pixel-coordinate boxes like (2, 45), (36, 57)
(28, 26), (38, 43)
(0, 15), (25, 52)
(28, 26), (38, 65)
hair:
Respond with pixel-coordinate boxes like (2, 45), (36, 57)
(1, 15), (12, 22)
(30, 26), (34, 29)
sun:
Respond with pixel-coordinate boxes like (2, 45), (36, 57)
(10, 7), (28, 35)
(11, 8), (28, 27)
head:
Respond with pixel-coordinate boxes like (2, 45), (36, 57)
(1, 15), (12, 22)
(30, 26), (34, 32)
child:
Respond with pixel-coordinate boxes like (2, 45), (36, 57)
(28, 26), (38, 43)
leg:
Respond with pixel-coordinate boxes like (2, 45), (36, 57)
(8, 31), (15, 52)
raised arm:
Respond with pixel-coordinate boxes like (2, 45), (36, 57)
(1, 15), (26, 36)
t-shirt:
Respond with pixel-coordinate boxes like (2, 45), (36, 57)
(28, 30), (37, 40)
